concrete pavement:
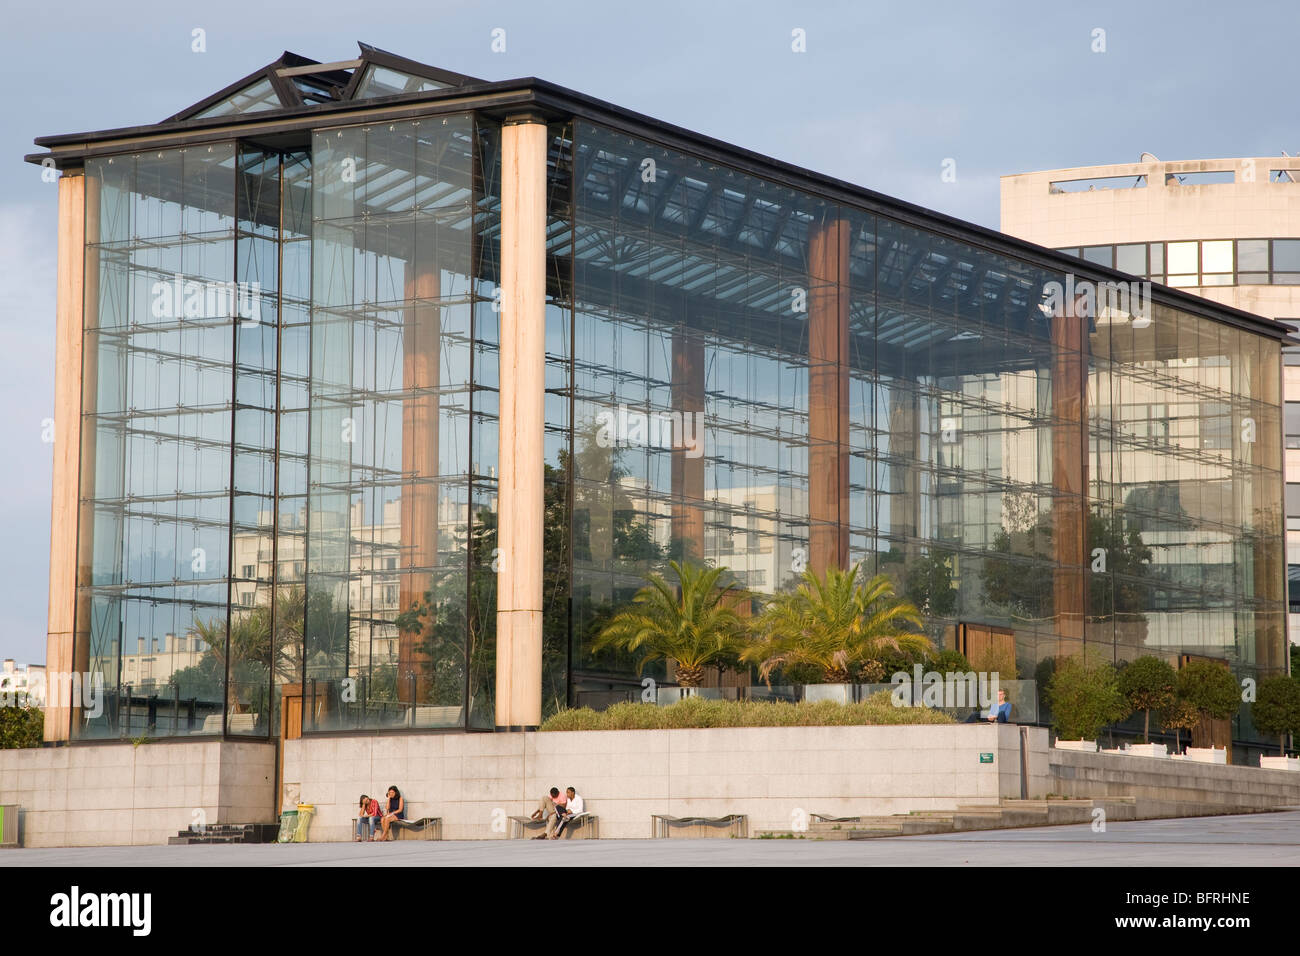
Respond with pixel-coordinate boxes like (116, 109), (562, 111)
(2, 810), (1298, 866)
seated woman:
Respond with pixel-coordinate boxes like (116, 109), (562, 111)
(355, 794), (380, 842)
(378, 786), (405, 841)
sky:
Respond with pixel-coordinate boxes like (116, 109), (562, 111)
(2, 0), (1298, 665)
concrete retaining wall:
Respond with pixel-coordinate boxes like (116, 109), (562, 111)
(1050, 750), (1300, 818)
(283, 724), (1047, 841)
(0, 740), (275, 847)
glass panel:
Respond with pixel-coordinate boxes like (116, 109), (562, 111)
(1237, 239), (1269, 272)
(352, 64), (450, 100)
(1202, 239), (1233, 274)
(1166, 241), (1198, 275)
(1080, 245), (1113, 267)
(193, 77), (282, 118)
(1149, 243), (1164, 274)
(305, 115), (480, 731)
(77, 144), (238, 739)
(1115, 243), (1146, 275)
(1273, 240), (1300, 273)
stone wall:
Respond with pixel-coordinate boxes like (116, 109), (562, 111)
(1050, 750), (1300, 818)
(283, 724), (1045, 841)
(0, 740), (276, 847)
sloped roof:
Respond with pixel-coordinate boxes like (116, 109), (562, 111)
(164, 43), (481, 123)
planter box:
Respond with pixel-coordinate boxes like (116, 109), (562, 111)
(802, 683), (853, 704)
(1184, 746), (1227, 764)
(1260, 755), (1300, 772)
(1123, 743), (1169, 759)
(1054, 739), (1098, 752)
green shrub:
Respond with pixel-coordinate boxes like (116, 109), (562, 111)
(927, 649), (972, 675)
(0, 705), (43, 749)
(1251, 674), (1300, 756)
(1117, 655), (1177, 743)
(1044, 654), (1128, 741)
(1177, 660), (1240, 740)
(539, 691), (955, 731)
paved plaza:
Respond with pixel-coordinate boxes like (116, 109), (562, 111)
(3, 810), (1298, 866)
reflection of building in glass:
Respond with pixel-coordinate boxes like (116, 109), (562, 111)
(1003, 156), (1298, 651)
(32, 47), (1289, 755)
(1, 660), (46, 707)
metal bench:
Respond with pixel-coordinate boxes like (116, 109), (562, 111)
(508, 812), (599, 840)
(390, 815), (442, 841)
(651, 814), (748, 839)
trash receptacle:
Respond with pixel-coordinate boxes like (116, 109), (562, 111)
(293, 803), (315, 843)
(276, 810), (299, 844)
(0, 805), (19, 847)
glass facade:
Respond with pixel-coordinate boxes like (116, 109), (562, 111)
(63, 80), (1288, 744)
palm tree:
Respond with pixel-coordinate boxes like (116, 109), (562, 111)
(593, 561), (749, 687)
(744, 563), (931, 684)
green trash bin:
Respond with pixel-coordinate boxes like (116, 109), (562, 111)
(276, 810), (299, 844)
(293, 804), (315, 843)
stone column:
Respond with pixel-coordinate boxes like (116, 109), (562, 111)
(47, 172), (87, 741)
(495, 115), (548, 730)
(808, 218), (850, 575)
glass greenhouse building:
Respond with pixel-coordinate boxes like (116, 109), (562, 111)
(30, 45), (1290, 751)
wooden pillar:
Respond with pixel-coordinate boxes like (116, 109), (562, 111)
(46, 172), (86, 741)
(398, 266), (440, 702)
(1052, 296), (1089, 645)
(495, 115), (548, 730)
(808, 219), (850, 575)
(671, 330), (705, 561)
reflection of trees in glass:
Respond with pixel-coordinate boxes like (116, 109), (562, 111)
(903, 550), (957, 619)
(980, 508), (1152, 620)
(394, 501), (496, 711)
(571, 422), (667, 569)
(170, 585), (338, 712)
(570, 422), (671, 688)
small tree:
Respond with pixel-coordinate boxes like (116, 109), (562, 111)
(1045, 654), (1128, 741)
(1159, 699), (1200, 754)
(593, 561), (749, 687)
(1252, 675), (1300, 756)
(1176, 660), (1240, 747)
(743, 564), (931, 684)
(1118, 656), (1177, 743)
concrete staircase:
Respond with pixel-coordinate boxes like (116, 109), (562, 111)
(758, 798), (1140, 840)
(167, 823), (279, 845)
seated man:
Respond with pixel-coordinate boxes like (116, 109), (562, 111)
(530, 788), (561, 839)
(964, 688), (1012, 723)
(552, 786), (585, 839)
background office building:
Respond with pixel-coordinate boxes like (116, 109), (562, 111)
(1003, 156), (1300, 649)
(31, 47), (1289, 752)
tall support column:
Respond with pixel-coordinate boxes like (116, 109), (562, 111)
(46, 172), (86, 741)
(808, 219), (850, 576)
(1052, 296), (1089, 648)
(671, 329), (705, 561)
(398, 266), (440, 703)
(495, 114), (548, 730)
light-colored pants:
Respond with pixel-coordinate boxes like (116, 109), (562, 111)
(537, 798), (557, 837)
(356, 816), (376, 840)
